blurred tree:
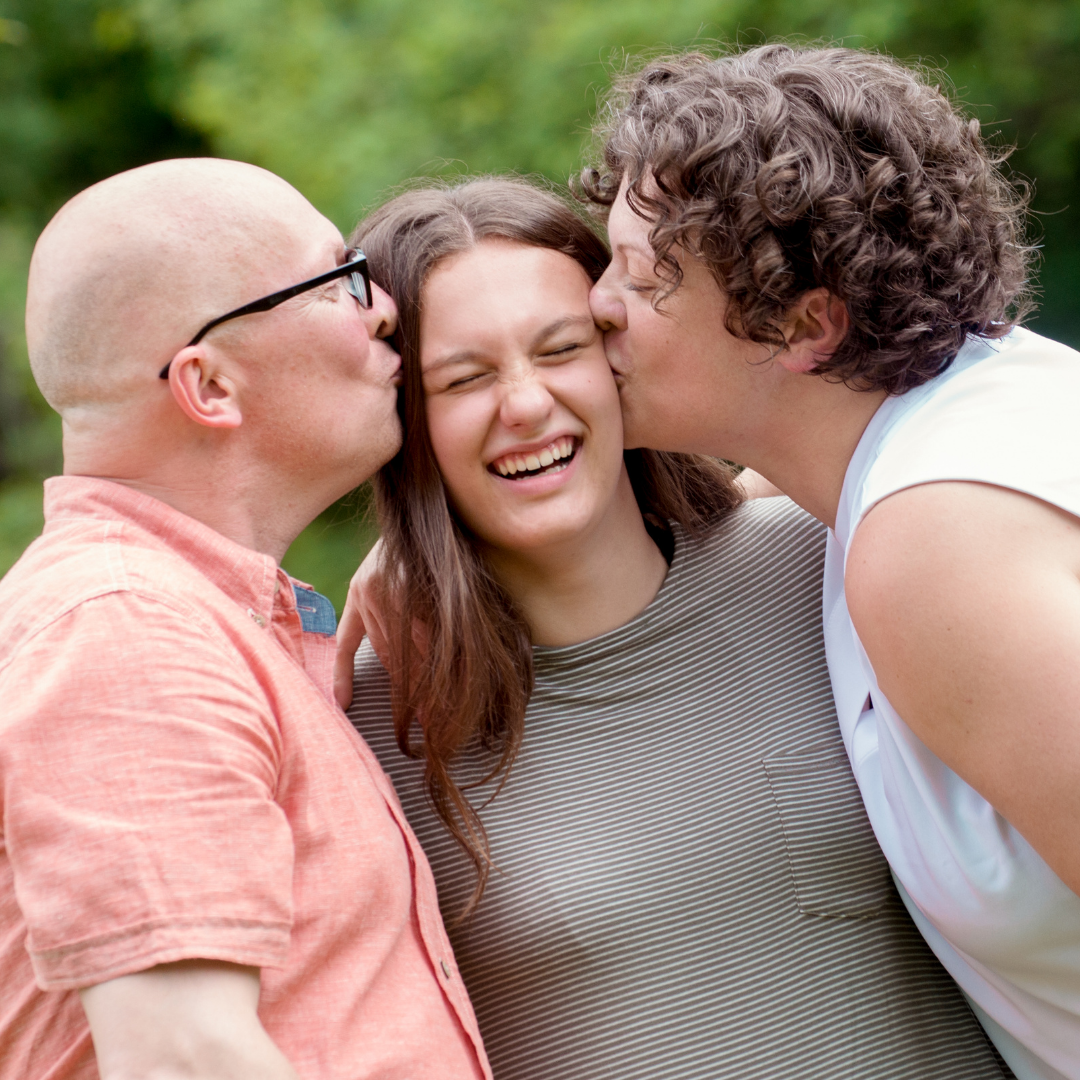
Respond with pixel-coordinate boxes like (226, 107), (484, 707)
(2, 0), (1079, 597)
(0, 0), (210, 560)
(133, 0), (1080, 347)
(0, 0), (206, 223)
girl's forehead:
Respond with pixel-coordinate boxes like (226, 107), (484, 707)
(422, 246), (592, 331)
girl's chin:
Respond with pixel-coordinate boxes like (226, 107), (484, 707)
(475, 504), (606, 558)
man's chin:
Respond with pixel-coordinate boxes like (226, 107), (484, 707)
(344, 418), (401, 488)
(374, 415), (403, 470)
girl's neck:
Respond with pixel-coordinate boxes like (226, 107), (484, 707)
(483, 470), (669, 647)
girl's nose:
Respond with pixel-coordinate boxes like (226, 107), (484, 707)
(499, 371), (555, 430)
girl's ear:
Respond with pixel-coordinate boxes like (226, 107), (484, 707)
(163, 345), (243, 429)
(774, 288), (850, 375)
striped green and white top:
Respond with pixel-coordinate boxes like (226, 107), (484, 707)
(349, 497), (1011, 1080)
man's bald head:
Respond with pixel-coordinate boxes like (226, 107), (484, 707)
(27, 158), (336, 412)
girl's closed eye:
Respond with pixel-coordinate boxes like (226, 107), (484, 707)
(447, 372), (488, 389)
(426, 363), (494, 392)
(541, 342), (585, 358)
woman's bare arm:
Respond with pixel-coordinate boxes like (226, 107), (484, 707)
(737, 469), (785, 499)
(847, 480), (1080, 895)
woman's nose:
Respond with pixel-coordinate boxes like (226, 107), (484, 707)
(589, 270), (626, 333)
(499, 371), (555, 430)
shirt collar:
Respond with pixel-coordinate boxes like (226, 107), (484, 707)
(43, 475), (285, 619)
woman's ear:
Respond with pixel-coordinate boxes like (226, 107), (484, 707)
(163, 345), (243, 429)
(774, 288), (850, 375)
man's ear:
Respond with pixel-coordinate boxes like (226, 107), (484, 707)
(773, 288), (850, 375)
(164, 346), (243, 429)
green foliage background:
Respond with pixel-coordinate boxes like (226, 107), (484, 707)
(2, 0), (1079, 607)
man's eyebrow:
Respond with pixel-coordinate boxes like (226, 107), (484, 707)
(300, 247), (351, 293)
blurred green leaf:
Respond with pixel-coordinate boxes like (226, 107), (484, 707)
(0, 16), (28, 44)
(281, 490), (378, 614)
(0, 479), (44, 576)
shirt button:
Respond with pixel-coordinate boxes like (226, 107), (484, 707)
(440, 959), (452, 980)
(247, 608), (267, 628)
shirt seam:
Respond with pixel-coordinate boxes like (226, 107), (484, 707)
(32, 914), (292, 963)
(0, 583), (259, 686)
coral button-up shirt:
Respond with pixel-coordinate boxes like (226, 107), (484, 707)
(0, 476), (490, 1080)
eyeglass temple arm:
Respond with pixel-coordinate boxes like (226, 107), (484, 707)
(158, 293), (299, 378)
(160, 254), (367, 379)
(187, 293), (286, 347)
(159, 293), (280, 378)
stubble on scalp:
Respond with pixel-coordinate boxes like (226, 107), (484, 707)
(26, 158), (323, 415)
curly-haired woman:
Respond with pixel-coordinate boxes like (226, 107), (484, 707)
(582, 44), (1080, 1080)
(342, 175), (1011, 1080)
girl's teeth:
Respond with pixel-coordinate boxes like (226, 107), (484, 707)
(493, 439), (576, 477)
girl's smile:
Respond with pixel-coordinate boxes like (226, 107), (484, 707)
(419, 239), (627, 558)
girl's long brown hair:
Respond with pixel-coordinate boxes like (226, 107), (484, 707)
(351, 177), (742, 915)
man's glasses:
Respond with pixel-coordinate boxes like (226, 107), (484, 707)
(159, 249), (372, 379)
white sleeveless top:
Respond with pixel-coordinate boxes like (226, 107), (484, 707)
(824, 327), (1080, 1080)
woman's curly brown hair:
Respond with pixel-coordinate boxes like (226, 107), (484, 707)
(581, 44), (1036, 394)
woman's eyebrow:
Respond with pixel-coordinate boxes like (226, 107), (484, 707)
(619, 245), (658, 271)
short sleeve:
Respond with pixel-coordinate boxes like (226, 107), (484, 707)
(0, 592), (294, 990)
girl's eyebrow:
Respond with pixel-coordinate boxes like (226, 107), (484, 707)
(423, 314), (595, 373)
(528, 315), (594, 351)
(422, 349), (486, 374)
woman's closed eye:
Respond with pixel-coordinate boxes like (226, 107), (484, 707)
(622, 257), (660, 294)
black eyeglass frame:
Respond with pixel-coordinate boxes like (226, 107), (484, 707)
(159, 249), (372, 379)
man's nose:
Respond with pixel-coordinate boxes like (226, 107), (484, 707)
(589, 271), (626, 332)
(365, 282), (398, 340)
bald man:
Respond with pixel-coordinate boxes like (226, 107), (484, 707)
(0, 160), (491, 1080)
